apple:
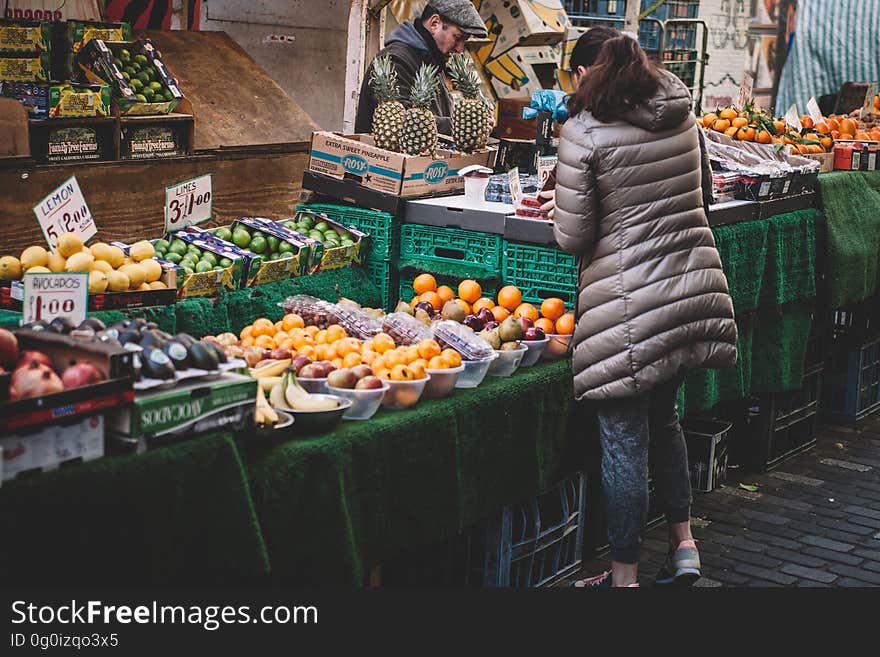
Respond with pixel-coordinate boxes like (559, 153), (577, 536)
(290, 354), (312, 374)
(462, 314), (484, 332)
(351, 364), (373, 380)
(269, 347), (292, 361)
(516, 317), (534, 334)
(315, 360), (337, 377)
(244, 346), (269, 368)
(298, 363), (324, 379)
(327, 368), (358, 389)
(524, 327), (546, 341)
(355, 375), (385, 390)
(476, 308), (495, 325)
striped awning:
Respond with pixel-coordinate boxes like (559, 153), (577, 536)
(776, 0), (880, 114)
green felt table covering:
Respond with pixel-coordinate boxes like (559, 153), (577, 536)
(817, 171), (880, 308)
(0, 432), (270, 586)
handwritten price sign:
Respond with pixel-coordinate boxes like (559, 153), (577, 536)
(165, 174), (212, 232)
(32, 176), (97, 251)
(22, 272), (88, 327)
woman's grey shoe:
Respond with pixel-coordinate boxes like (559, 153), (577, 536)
(654, 541), (701, 587)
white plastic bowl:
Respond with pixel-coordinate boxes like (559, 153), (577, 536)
(327, 381), (390, 420)
(487, 345), (527, 377)
(298, 376), (328, 393)
(519, 337), (550, 367)
(455, 353), (498, 389)
(423, 364), (465, 399)
(381, 374), (431, 410)
(541, 334), (572, 361)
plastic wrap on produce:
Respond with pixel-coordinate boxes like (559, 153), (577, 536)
(327, 301), (382, 339)
(704, 130), (820, 175)
(381, 312), (433, 346)
(280, 294), (337, 328)
(432, 320), (495, 361)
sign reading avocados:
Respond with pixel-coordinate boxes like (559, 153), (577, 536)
(165, 174), (212, 233)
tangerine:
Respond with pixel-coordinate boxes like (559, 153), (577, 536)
(241, 336), (255, 348)
(383, 349), (407, 369)
(410, 296), (420, 309)
(240, 325), (254, 341)
(413, 273), (437, 294)
(555, 313), (575, 335)
(303, 325), (319, 337)
(375, 368), (391, 380)
(297, 345), (316, 359)
(409, 359), (427, 379)
(402, 345), (420, 363)
(540, 298), (566, 321)
(343, 352), (363, 368)
(372, 332), (396, 354)
(326, 324), (347, 342)
(514, 303), (539, 321)
(440, 349), (462, 367)
(455, 298), (472, 315)
(371, 356), (386, 372)
(417, 339), (442, 361)
(273, 331), (289, 344)
(472, 297), (495, 313)
(428, 355), (448, 370)
(361, 350), (377, 365)
(799, 115), (814, 129)
(274, 320), (284, 334)
(840, 118), (858, 137)
(826, 117), (840, 132)
(282, 313), (305, 331)
(701, 113), (718, 128)
(436, 285), (455, 303)
(731, 116), (748, 129)
(491, 306), (511, 322)
(315, 329), (329, 344)
(254, 335), (276, 350)
(278, 338), (295, 351)
(535, 318), (556, 334)
(252, 318), (275, 337)
(332, 358), (343, 369)
(719, 107), (738, 120)
(419, 290), (444, 311)
(458, 279), (482, 304)
(497, 285), (522, 311)
(390, 364), (416, 381)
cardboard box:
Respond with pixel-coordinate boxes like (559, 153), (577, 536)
(801, 151), (834, 174)
(0, 414), (105, 482)
(226, 217), (316, 282)
(63, 20), (132, 54)
(0, 17), (52, 52)
(108, 372), (256, 453)
(280, 212), (366, 271)
(0, 50), (49, 81)
(0, 80), (110, 119)
(157, 229), (251, 298)
(683, 419), (731, 493)
(120, 113), (194, 160)
(477, 45), (555, 100)
(478, 0), (569, 48)
(308, 132), (497, 198)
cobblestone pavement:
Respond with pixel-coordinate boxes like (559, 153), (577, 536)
(561, 412), (880, 587)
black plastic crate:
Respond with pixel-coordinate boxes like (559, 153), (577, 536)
(830, 296), (880, 346)
(822, 336), (880, 423)
(682, 418), (731, 492)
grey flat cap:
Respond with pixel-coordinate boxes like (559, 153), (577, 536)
(426, 0), (488, 37)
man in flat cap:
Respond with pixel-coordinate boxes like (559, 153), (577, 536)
(355, 0), (488, 138)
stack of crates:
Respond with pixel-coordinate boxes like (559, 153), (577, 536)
(564, 1), (700, 52)
(501, 240), (578, 306)
(296, 202), (400, 311)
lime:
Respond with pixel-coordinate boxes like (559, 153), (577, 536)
(232, 229), (251, 248)
(137, 71), (151, 84)
(121, 71), (131, 82)
(314, 221), (329, 233)
(114, 57), (123, 69)
(169, 239), (187, 252)
(147, 67), (159, 82)
(279, 241), (294, 254)
(201, 252), (218, 266)
(215, 227), (233, 242)
(128, 78), (143, 92)
(283, 221), (297, 230)
(180, 259), (197, 271)
(123, 66), (136, 78)
(266, 235), (280, 252)
(249, 235), (267, 254)
(298, 216), (314, 231)
(308, 231), (324, 242)
(182, 266), (194, 277)
(134, 54), (148, 66)
(133, 93), (146, 103)
(219, 257), (233, 268)
(120, 48), (131, 62)
(148, 81), (163, 92)
(141, 87), (155, 101)
(164, 252), (182, 264)
(195, 260), (213, 273)
(154, 238), (170, 252)
(162, 89), (174, 102)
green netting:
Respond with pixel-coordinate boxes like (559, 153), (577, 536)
(817, 171), (880, 307)
(0, 307), (176, 334)
(711, 220), (769, 315)
(758, 209), (818, 308)
(750, 303), (814, 394)
(175, 296), (232, 338)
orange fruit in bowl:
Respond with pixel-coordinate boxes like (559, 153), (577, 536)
(472, 297), (495, 313)
(297, 344), (316, 359)
(252, 318), (275, 337)
(315, 329), (329, 344)
(514, 303), (539, 321)
(279, 338), (295, 351)
(409, 359), (427, 379)
(371, 355), (386, 372)
(274, 320), (285, 334)
(440, 349), (462, 368)
(419, 290), (443, 311)
(326, 324), (347, 341)
(335, 337), (360, 357)
(428, 355), (449, 370)
(413, 273), (437, 294)
(375, 368), (391, 380)
(323, 343), (338, 360)
(361, 349), (377, 365)
(491, 306), (511, 322)
(254, 334), (276, 350)
(436, 285), (455, 303)
(555, 313), (575, 335)
(383, 349), (407, 369)
(540, 298), (566, 321)
(361, 339), (375, 352)
(390, 364), (416, 381)
(458, 279), (482, 304)
(535, 318), (555, 334)
(241, 336), (255, 348)
(343, 352), (362, 368)
(402, 345), (420, 363)
(282, 313), (305, 331)
(417, 338), (442, 360)
(456, 298), (472, 315)
(273, 330), (289, 344)
(372, 332), (395, 354)
(303, 325), (319, 337)
(497, 285), (522, 311)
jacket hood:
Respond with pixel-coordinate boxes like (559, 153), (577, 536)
(621, 70), (693, 132)
(385, 21), (429, 52)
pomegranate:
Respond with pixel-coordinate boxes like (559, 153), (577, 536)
(0, 328), (18, 370)
(10, 361), (64, 400)
(61, 362), (105, 389)
(17, 350), (52, 370)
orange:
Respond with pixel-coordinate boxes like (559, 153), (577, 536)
(361, 350), (377, 365)
(428, 355), (448, 370)
(755, 130), (772, 144)
(419, 291), (443, 311)
(799, 115), (814, 129)
(322, 343), (338, 360)
(383, 349), (407, 369)
(514, 303), (539, 322)
(410, 296), (420, 309)
(326, 324), (347, 342)
(535, 318), (555, 334)
(540, 298), (566, 321)
(855, 131), (870, 141)
(458, 279), (482, 304)
(315, 329), (329, 344)
(839, 118), (858, 137)
(361, 339), (375, 353)
(274, 320), (285, 334)
(409, 359), (427, 379)
(273, 330), (289, 344)
(773, 120), (786, 135)
(417, 339), (442, 361)
(279, 338), (295, 351)
(240, 325), (254, 341)
(372, 332), (395, 354)
(402, 345), (420, 363)
(436, 285), (455, 303)
(390, 364), (416, 381)
(291, 332), (313, 350)
(371, 355), (386, 372)
(303, 325), (319, 338)
(719, 107), (738, 120)
(440, 349), (462, 368)
(814, 121), (829, 134)
(254, 334), (276, 350)
(491, 305), (511, 322)
(335, 337), (361, 357)
(343, 352), (362, 368)
(736, 126), (756, 141)
(241, 336), (255, 348)
(472, 297), (495, 313)
(497, 285), (522, 311)
(701, 112), (718, 128)
(731, 116), (748, 129)
(297, 344), (316, 360)
(711, 118), (731, 132)
(555, 313), (575, 335)
(826, 117), (840, 132)
(455, 298), (472, 315)
(252, 318), (275, 337)
(724, 126), (739, 138)
(282, 313), (305, 331)
(839, 133), (854, 141)
(375, 368), (391, 380)
(413, 273), (437, 294)
(332, 358), (343, 369)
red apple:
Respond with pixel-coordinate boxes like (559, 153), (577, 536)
(269, 347), (292, 361)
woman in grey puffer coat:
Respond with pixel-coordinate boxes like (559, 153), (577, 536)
(548, 28), (738, 588)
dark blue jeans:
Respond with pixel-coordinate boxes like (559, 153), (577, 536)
(596, 377), (692, 564)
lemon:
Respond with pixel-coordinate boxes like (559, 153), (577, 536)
(139, 258), (162, 283)
(138, 282), (151, 291)
(26, 266), (51, 274)
(148, 281), (167, 289)
(46, 252), (66, 272)
(65, 251), (94, 273)
(90, 242), (115, 262)
(20, 245), (49, 270)
(119, 263), (146, 289)
(88, 270), (108, 294)
(0, 256), (22, 280)
(97, 245), (126, 269)
(91, 260), (113, 274)
(106, 270), (130, 292)
(57, 232), (84, 258)
(129, 240), (155, 262)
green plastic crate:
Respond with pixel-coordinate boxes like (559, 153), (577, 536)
(297, 202), (399, 262)
(398, 272), (499, 308)
(399, 224), (502, 276)
(502, 241), (578, 306)
(363, 260), (399, 312)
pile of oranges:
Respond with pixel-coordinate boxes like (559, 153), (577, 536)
(407, 274), (575, 335)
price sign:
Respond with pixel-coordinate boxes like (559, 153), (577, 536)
(32, 176), (97, 252)
(737, 73), (754, 111)
(507, 167), (523, 206)
(165, 174), (212, 232)
(806, 97), (825, 126)
(22, 272), (88, 327)
(861, 82), (878, 119)
(538, 156), (558, 188)
(784, 104), (803, 131)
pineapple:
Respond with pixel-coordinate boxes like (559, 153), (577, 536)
(400, 63), (440, 156)
(447, 54), (489, 154)
(370, 55), (404, 152)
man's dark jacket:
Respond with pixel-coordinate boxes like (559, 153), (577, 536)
(355, 21), (453, 136)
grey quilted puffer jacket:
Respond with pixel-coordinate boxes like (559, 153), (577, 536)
(554, 70), (738, 401)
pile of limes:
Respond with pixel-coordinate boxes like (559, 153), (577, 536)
(114, 48), (174, 104)
(283, 216), (356, 250)
(214, 225), (298, 262)
(152, 238), (233, 277)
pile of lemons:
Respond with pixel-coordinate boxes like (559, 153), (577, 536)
(0, 233), (168, 294)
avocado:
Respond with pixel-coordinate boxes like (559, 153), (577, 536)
(141, 347), (176, 380)
(163, 341), (190, 370)
(118, 329), (142, 346)
(77, 318), (106, 332)
(174, 333), (196, 348)
(139, 330), (168, 350)
(188, 342), (219, 371)
(202, 340), (228, 364)
(49, 317), (76, 334)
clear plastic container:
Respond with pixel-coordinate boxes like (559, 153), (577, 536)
(382, 312), (434, 346)
(382, 375), (430, 410)
(327, 381), (390, 420)
(541, 334), (572, 361)
(327, 302), (382, 339)
(422, 364), (465, 399)
(520, 337), (550, 367)
(487, 345), (527, 377)
(433, 320), (495, 361)
(281, 294), (336, 328)
(298, 376), (328, 393)
(455, 353), (498, 388)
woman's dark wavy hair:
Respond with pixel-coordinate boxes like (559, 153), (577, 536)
(568, 28), (660, 122)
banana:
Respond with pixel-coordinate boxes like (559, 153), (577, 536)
(284, 371), (309, 408)
(256, 385), (279, 425)
(252, 358), (292, 378)
(269, 382), (287, 410)
(258, 376), (283, 393)
(290, 396), (339, 411)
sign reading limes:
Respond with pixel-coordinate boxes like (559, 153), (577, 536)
(22, 272), (88, 327)
(32, 175), (97, 252)
(165, 174), (212, 233)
